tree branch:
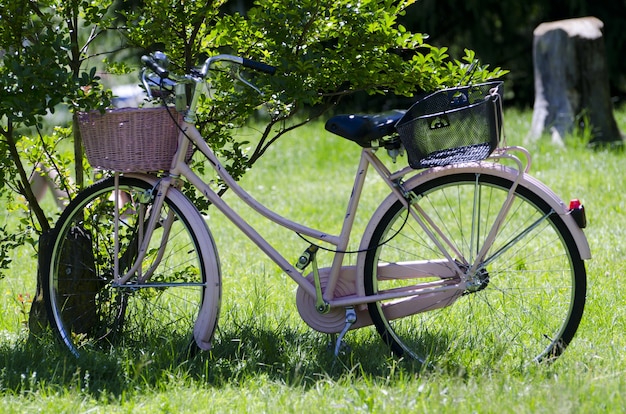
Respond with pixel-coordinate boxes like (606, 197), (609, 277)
(248, 102), (334, 166)
(3, 121), (50, 233)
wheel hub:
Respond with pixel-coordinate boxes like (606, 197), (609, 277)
(463, 265), (490, 294)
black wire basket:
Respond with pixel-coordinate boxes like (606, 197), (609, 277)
(396, 81), (503, 169)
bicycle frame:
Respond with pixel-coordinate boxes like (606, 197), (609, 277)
(113, 115), (591, 324)
(107, 55), (591, 340)
(117, 120), (427, 305)
(43, 52), (592, 363)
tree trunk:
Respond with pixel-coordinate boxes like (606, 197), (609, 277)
(28, 230), (53, 339)
(529, 16), (622, 145)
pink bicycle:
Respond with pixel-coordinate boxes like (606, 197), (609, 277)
(43, 52), (590, 368)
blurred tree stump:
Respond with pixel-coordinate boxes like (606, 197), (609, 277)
(529, 16), (622, 145)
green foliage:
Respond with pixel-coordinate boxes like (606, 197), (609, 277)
(123, 0), (506, 186)
(0, 0), (115, 279)
(0, 0), (508, 276)
(0, 0), (71, 126)
(0, 0), (69, 276)
(120, 0), (229, 71)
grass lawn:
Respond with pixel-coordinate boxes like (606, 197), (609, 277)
(1, 106), (626, 413)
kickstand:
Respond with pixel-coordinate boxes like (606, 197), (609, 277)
(334, 307), (357, 357)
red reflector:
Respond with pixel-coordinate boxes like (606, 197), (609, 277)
(568, 199), (587, 228)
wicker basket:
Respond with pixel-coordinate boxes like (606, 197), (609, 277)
(78, 107), (190, 172)
(396, 82), (503, 169)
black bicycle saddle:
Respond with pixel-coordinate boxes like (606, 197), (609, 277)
(325, 110), (406, 147)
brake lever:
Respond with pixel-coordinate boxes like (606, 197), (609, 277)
(140, 68), (154, 99)
(232, 67), (264, 96)
(141, 69), (177, 101)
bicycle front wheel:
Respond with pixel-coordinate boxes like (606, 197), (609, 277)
(43, 176), (221, 357)
(363, 171), (586, 368)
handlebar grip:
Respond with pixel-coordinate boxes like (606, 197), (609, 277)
(242, 58), (277, 75)
(141, 55), (169, 79)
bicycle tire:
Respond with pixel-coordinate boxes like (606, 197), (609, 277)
(363, 171), (586, 368)
(42, 176), (221, 357)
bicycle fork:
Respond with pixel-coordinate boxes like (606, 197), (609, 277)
(113, 174), (174, 286)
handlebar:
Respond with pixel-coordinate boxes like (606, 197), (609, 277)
(197, 54), (276, 77)
(142, 52), (276, 80)
(242, 58), (276, 75)
(141, 54), (169, 79)
(140, 52), (276, 105)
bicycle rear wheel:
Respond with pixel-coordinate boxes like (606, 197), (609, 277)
(363, 171), (586, 368)
(43, 176), (221, 357)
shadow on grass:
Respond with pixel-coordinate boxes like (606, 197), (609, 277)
(0, 321), (436, 398)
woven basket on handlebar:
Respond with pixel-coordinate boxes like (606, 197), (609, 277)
(396, 81), (504, 169)
(78, 107), (190, 172)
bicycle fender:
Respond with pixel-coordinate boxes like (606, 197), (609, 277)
(125, 173), (222, 350)
(355, 163), (591, 300)
(448, 163), (590, 260)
